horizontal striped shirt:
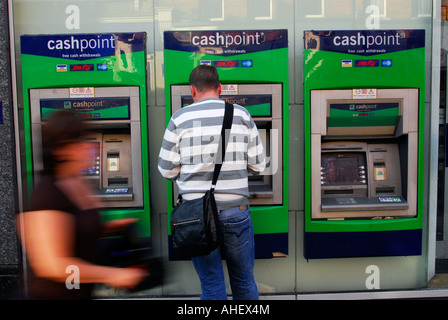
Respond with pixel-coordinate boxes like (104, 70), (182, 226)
(158, 98), (266, 206)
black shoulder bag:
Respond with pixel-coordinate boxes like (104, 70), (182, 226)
(170, 102), (234, 259)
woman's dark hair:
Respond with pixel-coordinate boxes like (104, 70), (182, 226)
(41, 110), (86, 173)
(189, 65), (220, 92)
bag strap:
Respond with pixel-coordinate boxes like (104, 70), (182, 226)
(211, 101), (234, 191)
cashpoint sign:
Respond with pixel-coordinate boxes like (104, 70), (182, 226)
(165, 29), (289, 259)
(21, 33), (152, 242)
(39, 97), (131, 121)
(304, 29), (425, 259)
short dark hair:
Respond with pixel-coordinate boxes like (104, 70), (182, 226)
(189, 65), (220, 92)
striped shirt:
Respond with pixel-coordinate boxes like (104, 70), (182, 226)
(158, 98), (266, 208)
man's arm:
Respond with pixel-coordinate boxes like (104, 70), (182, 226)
(158, 119), (181, 180)
(247, 118), (266, 175)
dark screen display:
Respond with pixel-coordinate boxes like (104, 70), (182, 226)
(321, 153), (365, 185)
(81, 142), (101, 176)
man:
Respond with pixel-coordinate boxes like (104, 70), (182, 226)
(158, 65), (266, 300)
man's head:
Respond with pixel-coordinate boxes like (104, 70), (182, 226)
(189, 65), (221, 100)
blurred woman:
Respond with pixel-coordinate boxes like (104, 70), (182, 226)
(16, 110), (146, 299)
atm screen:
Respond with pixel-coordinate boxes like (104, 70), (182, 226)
(180, 95), (273, 118)
(321, 153), (366, 185)
(81, 141), (101, 177)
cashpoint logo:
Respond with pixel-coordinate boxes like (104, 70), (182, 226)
(222, 97), (248, 106)
(305, 30), (424, 56)
(21, 33), (145, 61)
(165, 30), (287, 57)
(47, 35), (116, 52)
(333, 31), (401, 50)
(191, 31), (263, 48)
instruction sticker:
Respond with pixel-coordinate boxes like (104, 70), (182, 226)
(352, 88), (377, 99)
(69, 87), (95, 98)
(221, 84), (238, 95)
(374, 167), (387, 181)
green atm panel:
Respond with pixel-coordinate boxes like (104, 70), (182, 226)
(164, 30), (289, 259)
(304, 29), (425, 259)
(20, 33), (151, 238)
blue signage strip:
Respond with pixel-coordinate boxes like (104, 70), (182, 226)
(305, 29), (425, 56)
(164, 30), (288, 56)
(40, 97), (131, 120)
(20, 33), (145, 60)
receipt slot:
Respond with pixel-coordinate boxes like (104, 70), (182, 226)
(29, 86), (144, 208)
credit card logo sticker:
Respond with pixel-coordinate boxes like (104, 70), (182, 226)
(355, 60), (379, 67)
(342, 60), (352, 67)
(97, 64), (108, 71)
(241, 60), (253, 67)
(214, 60), (239, 67)
(381, 59), (392, 67)
(56, 64), (67, 72)
(70, 64), (94, 71)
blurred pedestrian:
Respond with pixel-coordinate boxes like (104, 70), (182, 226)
(16, 110), (147, 299)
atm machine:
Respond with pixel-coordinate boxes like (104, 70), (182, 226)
(304, 29), (425, 259)
(164, 29), (289, 259)
(310, 89), (418, 220)
(20, 33), (151, 239)
(170, 84), (283, 206)
(29, 86), (144, 209)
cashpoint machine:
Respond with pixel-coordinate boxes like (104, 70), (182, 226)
(170, 84), (283, 206)
(29, 86), (144, 209)
(311, 89), (418, 219)
(20, 33), (151, 239)
(164, 30), (289, 259)
(304, 30), (425, 259)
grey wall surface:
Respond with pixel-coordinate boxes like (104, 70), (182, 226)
(0, 0), (20, 299)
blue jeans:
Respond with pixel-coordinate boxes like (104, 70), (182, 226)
(192, 206), (258, 300)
